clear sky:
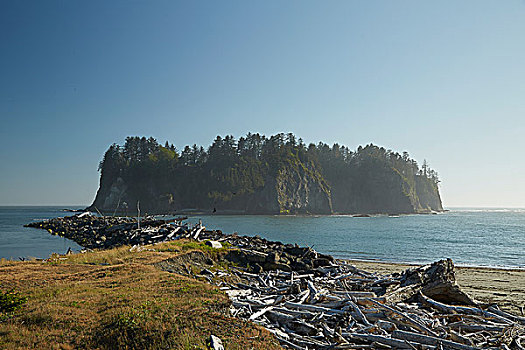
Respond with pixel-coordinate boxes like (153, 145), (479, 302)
(1, 0), (524, 207)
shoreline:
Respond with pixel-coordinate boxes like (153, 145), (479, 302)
(342, 257), (525, 271)
(88, 206), (446, 217)
(348, 259), (525, 315)
(23, 212), (525, 270)
(23, 213), (525, 315)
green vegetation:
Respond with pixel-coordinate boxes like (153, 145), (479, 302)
(0, 241), (281, 350)
(0, 290), (27, 313)
(91, 133), (442, 214)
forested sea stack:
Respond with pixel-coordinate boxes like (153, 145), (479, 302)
(89, 133), (443, 215)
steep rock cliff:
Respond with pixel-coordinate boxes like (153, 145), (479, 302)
(329, 166), (415, 214)
(415, 175), (443, 212)
(271, 160), (331, 214)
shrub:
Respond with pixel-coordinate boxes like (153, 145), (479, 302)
(0, 290), (28, 313)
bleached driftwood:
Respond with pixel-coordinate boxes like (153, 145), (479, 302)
(191, 241), (525, 350)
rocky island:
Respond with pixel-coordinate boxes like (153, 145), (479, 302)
(89, 133), (442, 215)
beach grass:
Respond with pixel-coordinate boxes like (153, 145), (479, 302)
(0, 241), (281, 350)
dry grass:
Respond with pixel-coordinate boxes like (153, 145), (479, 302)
(0, 241), (282, 350)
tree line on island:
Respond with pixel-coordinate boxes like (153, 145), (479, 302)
(90, 133), (442, 215)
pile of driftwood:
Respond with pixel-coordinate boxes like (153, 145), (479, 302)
(24, 213), (199, 249)
(212, 259), (525, 349)
(177, 232), (525, 349)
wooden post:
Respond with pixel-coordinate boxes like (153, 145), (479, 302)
(137, 201), (140, 229)
(94, 206), (106, 224)
(112, 197), (121, 217)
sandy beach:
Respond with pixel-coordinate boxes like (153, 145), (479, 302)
(349, 259), (525, 315)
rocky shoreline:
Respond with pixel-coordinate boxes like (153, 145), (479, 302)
(25, 213), (525, 349)
(25, 213), (343, 274)
(83, 207), (444, 217)
(25, 213), (190, 250)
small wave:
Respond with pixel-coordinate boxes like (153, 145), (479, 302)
(448, 207), (525, 213)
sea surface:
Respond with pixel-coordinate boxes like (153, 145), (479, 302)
(0, 206), (83, 260)
(0, 206), (524, 267)
(186, 209), (525, 268)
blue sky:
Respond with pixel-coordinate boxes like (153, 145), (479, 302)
(1, 0), (524, 207)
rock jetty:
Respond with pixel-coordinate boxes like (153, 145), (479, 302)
(24, 213), (191, 249)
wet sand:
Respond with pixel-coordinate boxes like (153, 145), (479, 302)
(348, 259), (525, 315)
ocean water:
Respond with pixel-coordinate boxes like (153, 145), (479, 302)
(0, 207), (524, 267)
(186, 209), (525, 268)
(0, 206), (83, 260)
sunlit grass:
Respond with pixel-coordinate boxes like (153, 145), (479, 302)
(0, 241), (281, 350)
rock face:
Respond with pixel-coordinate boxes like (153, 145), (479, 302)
(275, 163), (333, 214)
(100, 177), (127, 211)
(246, 162), (332, 214)
(323, 154), (443, 215)
(329, 168), (416, 214)
(415, 175), (443, 212)
(91, 161), (333, 215)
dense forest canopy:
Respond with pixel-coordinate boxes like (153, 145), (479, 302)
(92, 133), (442, 214)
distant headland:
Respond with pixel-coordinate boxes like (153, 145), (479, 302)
(89, 133), (442, 215)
